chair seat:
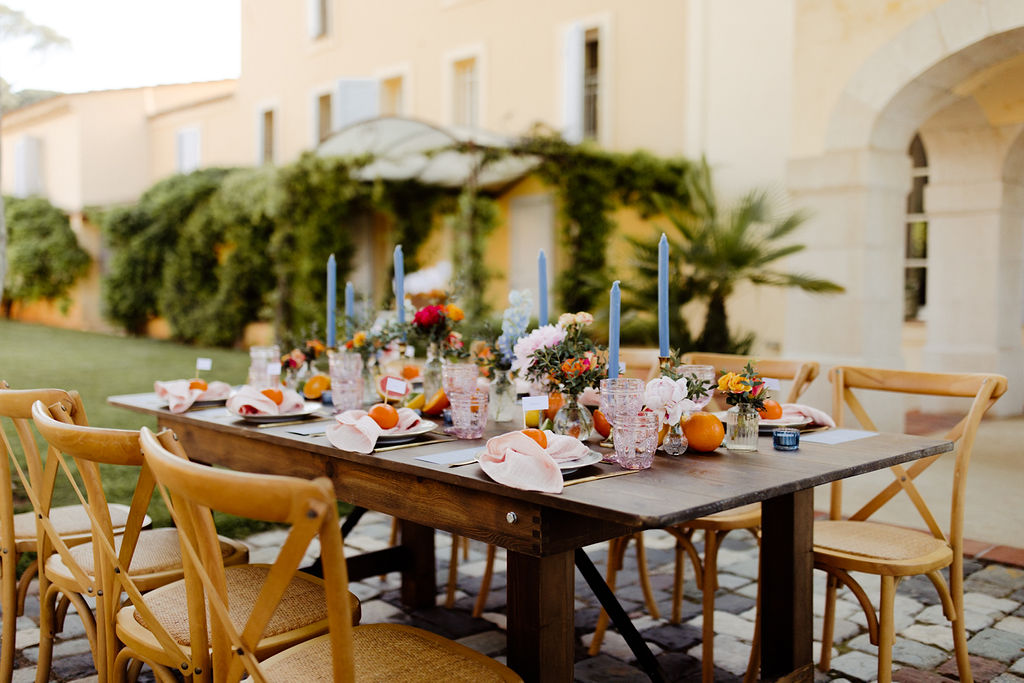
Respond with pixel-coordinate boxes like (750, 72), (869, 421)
(117, 564), (359, 662)
(247, 623), (521, 682)
(814, 520), (953, 574)
(679, 503), (761, 531)
(13, 503), (135, 546)
(45, 528), (247, 586)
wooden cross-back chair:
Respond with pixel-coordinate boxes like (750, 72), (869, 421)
(0, 384), (142, 682)
(815, 367), (1006, 683)
(137, 426), (521, 682)
(29, 400), (249, 682)
(589, 352), (822, 683)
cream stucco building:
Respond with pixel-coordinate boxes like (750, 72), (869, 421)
(3, 0), (1023, 414)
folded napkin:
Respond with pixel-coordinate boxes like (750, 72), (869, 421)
(579, 386), (601, 407)
(155, 379), (232, 414)
(478, 431), (564, 494)
(543, 430), (591, 463)
(781, 403), (836, 428)
(326, 408), (423, 454)
(226, 385), (305, 416)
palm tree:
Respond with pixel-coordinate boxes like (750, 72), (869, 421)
(626, 159), (843, 353)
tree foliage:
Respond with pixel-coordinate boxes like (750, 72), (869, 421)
(2, 196), (89, 314)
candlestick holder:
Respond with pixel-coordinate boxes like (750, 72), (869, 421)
(658, 356), (672, 375)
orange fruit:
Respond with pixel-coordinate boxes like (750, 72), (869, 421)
(368, 403), (399, 429)
(188, 379), (208, 391)
(758, 399), (783, 420)
(303, 374), (330, 399)
(521, 428), (548, 449)
(261, 388), (284, 405)
(421, 389), (450, 417)
(593, 410), (611, 439)
(682, 412), (725, 453)
(401, 364), (420, 380)
(545, 392), (564, 421)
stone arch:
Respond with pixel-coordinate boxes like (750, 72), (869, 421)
(785, 0), (1024, 417)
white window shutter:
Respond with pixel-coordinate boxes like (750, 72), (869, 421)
(307, 0), (323, 38)
(336, 79), (380, 130)
(561, 22), (585, 144)
(13, 136), (43, 197)
(176, 127), (201, 173)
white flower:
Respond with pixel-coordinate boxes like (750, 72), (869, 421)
(645, 377), (696, 426)
(558, 312), (576, 326)
(510, 324), (566, 375)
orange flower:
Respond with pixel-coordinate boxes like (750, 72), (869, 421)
(445, 303), (465, 322)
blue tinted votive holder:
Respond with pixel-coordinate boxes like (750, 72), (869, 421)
(773, 427), (800, 451)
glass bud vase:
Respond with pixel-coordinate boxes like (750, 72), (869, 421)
(726, 404), (759, 452)
(662, 421), (689, 456)
(422, 342), (443, 400)
(553, 394), (594, 441)
(489, 370), (516, 422)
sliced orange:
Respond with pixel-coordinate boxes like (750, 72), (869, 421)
(303, 374), (331, 399)
(521, 428), (548, 449)
(368, 403), (399, 429)
(593, 409), (611, 439)
(421, 389), (450, 417)
(261, 388), (284, 405)
(188, 379), (208, 391)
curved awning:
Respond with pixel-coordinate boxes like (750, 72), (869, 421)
(316, 116), (538, 189)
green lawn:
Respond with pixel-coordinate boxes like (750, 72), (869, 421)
(0, 319), (273, 538)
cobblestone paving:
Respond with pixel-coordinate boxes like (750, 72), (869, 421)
(9, 511), (1024, 681)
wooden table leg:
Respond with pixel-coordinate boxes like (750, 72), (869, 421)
(507, 551), (574, 682)
(760, 488), (814, 682)
(398, 519), (436, 609)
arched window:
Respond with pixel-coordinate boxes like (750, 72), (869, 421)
(904, 134), (928, 321)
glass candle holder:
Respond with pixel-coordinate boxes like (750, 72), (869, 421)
(773, 427), (800, 451)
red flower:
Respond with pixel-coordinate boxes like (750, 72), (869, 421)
(413, 305), (444, 328)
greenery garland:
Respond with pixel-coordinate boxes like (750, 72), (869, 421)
(2, 196), (90, 315)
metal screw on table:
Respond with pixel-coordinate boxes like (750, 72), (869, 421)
(506, 512), (517, 524)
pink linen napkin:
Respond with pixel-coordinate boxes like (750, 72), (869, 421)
(543, 430), (591, 463)
(326, 408), (425, 454)
(579, 387), (601, 407)
(781, 403), (836, 428)
(478, 431), (563, 494)
(155, 380), (233, 414)
(226, 386), (305, 416)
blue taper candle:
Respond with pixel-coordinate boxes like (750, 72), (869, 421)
(608, 280), (621, 379)
(658, 233), (669, 357)
(326, 254), (337, 348)
(344, 281), (354, 335)
(538, 249), (548, 326)
(393, 245), (405, 324)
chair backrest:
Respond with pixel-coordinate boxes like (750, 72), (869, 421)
(680, 352), (820, 407)
(139, 426), (354, 683)
(619, 348), (662, 382)
(828, 366), (1007, 554)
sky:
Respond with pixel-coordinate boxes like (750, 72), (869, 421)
(0, 0), (241, 93)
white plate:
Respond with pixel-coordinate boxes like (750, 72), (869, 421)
(229, 402), (323, 424)
(376, 419), (439, 445)
(711, 411), (812, 433)
(559, 449), (603, 474)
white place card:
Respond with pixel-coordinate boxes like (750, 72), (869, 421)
(522, 395), (549, 411)
(802, 429), (877, 445)
(619, 362), (627, 374)
(196, 357), (213, 371)
(385, 377), (407, 394)
(415, 447), (481, 465)
(762, 378), (782, 391)
(267, 362), (281, 376)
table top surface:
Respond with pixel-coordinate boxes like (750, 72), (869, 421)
(109, 392), (953, 529)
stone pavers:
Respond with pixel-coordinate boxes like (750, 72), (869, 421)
(7, 513), (1024, 681)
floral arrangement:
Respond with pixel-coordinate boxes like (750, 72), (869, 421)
(281, 339), (326, 370)
(644, 372), (716, 426)
(411, 302), (466, 357)
(717, 361), (767, 411)
(474, 290), (533, 375)
(515, 311), (606, 398)
(343, 320), (404, 366)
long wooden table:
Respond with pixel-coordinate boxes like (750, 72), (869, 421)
(109, 393), (951, 682)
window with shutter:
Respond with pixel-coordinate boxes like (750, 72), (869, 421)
(175, 127), (201, 174)
(336, 79), (380, 129)
(380, 76), (405, 116)
(452, 57), (478, 127)
(317, 93), (333, 143)
(561, 23), (585, 143)
(259, 109), (276, 164)
(307, 0), (328, 39)
(13, 136), (43, 197)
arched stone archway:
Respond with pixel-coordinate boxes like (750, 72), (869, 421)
(785, 0), (1024, 416)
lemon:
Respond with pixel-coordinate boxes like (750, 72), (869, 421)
(524, 409), (540, 428)
(405, 392), (425, 410)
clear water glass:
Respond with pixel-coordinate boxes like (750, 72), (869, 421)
(614, 411), (659, 470)
(331, 379), (364, 411)
(450, 389), (489, 439)
(443, 361), (480, 398)
(678, 365), (716, 410)
(599, 377), (644, 427)
(247, 345), (280, 389)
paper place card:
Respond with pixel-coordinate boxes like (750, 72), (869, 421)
(267, 362), (281, 376)
(196, 357), (213, 371)
(761, 378), (782, 391)
(619, 362), (627, 374)
(415, 447), (481, 465)
(802, 429), (878, 445)
(522, 395), (549, 411)
(385, 377), (407, 394)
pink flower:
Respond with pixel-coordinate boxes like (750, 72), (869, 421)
(511, 325), (566, 374)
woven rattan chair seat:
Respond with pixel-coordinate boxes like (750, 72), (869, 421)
(13, 504), (130, 541)
(134, 564), (329, 647)
(814, 520), (950, 562)
(248, 623), (521, 682)
(689, 502), (761, 529)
